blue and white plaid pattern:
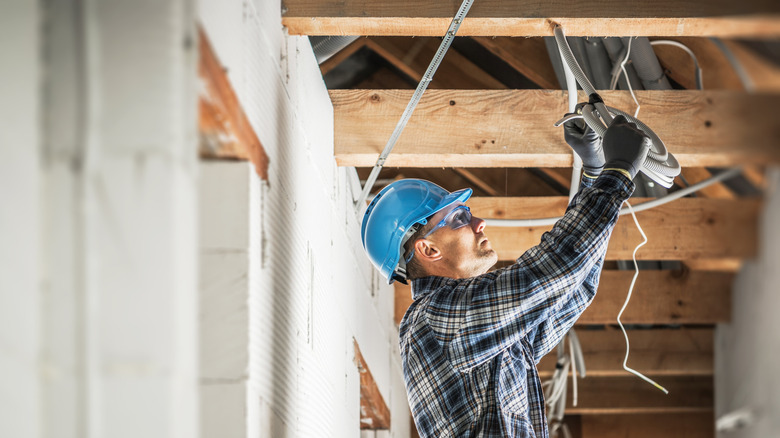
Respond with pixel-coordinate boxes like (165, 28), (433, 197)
(399, 171), (634, 437)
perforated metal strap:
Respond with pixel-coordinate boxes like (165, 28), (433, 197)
(355, 0), (476, 209)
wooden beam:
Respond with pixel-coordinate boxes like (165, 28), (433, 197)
(469, 196), (760, 260)
(653, 37), (780, 92)
(395, 270), (732, 325)
(331, 90), (780, 168)
(579, 270), (731, 324)
(365, 37), (507, 89)
(579, 413), (714, 437)
(537, 328), (713, 378)
(472, 37), (559, 89)
(198, 26), (269, 179)
(319, 38), (367, 75)
(565, 375), (713, 415)
(282, 1), (780, 37)
(683, 259), (743, 271)
(353, 340), (391, 430)
(679, 168), (736, 199)
(452, 168), (501, 196)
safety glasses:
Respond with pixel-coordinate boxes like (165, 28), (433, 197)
(422, 205), (473, 239)
(403, 205), (473, 265)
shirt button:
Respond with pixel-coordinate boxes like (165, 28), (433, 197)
(601, 216), (609, 223)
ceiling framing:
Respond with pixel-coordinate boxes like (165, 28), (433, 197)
(202, 3), (780, 435)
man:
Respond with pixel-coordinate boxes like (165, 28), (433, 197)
(360, 115), (649, 437)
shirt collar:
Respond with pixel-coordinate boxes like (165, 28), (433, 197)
(410, 276), (455, 301)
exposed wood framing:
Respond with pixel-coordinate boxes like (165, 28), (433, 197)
(579, 413), (714, 437)
(332, 90), (780, 168)
(366, 37), (507, 89)
(654, 37), (780, 91)
(470, 197), (760, 260)
(395, 270), (732, 325)
(198, 26), (269, 179)
(353, 340), (391, 430)
(680, 168), (736, 199)
(472, 37), (558, 89)
(319, 38), (368, 75)
(683, 259), (743, 271)
(282, 0), (780, 37)
(565, 375), (713, 414)
(578, 270), (731, 324)
(537, 328), (713, 378)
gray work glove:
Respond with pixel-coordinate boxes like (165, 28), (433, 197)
(602, 115), (651, 179)
(563, 104), (605, 176)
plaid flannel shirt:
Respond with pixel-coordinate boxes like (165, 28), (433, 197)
(399, 170), (634, 437)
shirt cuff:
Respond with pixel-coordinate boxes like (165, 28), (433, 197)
(593, 169), (635, 201)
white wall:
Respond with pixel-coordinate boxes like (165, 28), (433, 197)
(716, 167), (780, 437)
(0, 2), (40, 437)
(1, 0), (200, 437)
(198, 1), (410, 437)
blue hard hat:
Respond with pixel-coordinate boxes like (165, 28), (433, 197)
(361, 179), (472, 284)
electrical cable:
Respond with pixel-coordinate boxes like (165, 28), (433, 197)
(650, 40), (703, 90)
(619, 202), (669, 394)
(553, 26), (681, 188)
(619, 37), (641, 118)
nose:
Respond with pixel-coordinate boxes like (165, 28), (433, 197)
(472, 216), (486, 234)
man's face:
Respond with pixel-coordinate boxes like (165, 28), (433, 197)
(423, 202), (498, 278)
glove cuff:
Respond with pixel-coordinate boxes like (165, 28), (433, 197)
(604, 160), (638, 179)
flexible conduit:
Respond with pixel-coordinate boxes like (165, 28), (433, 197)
(553, 26), (681, 188)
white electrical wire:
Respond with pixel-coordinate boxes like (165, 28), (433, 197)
(619, 202), (669, 394)
(650, 40), (703, 90)
(618, 37), (641, 118)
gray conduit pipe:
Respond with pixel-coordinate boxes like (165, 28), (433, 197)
(310, 36), (359, 64)
(583, 37), (613, 90)
(602, 37), (643, 91)
(553, 26), (680, 187)
(626, 37), (672, 90)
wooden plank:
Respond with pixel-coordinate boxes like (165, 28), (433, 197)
(331, 89), (780, 168)
(319, 38), (367, 75)
(579, 413), (714, 437)
(366, 37), (507, 89)
(472, 37), (559, 89)
(679, 168), (736, 199)
(395, 270), (732, 325)
(198, 27), (269, 179)
(579, 270), (731, 324)
(470, 197), (760, 260)
(683, 259), (743, 271)
(353, 340), (391, 429)
(565, 375), (713, 414)
(282, 0), (780, 37)
(537, 328), (713, 378)
(653, 37), (745, 90)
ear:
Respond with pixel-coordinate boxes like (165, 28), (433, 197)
(414, 238), (442, 263)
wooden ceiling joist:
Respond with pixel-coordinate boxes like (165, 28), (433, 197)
(564, 375), (713, 415)
(332, 90), (780, 168)
(579, 413), (714, 438)
(282, 0), (780, 37)
(395, 270), (732, 326)
(537, 328), (713, 378)
(470, 196), (760, 260)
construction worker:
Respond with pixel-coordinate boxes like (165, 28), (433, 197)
(360, 115), (649, 437)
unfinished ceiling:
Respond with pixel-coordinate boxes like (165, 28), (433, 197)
(276, 1), (780, 436)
